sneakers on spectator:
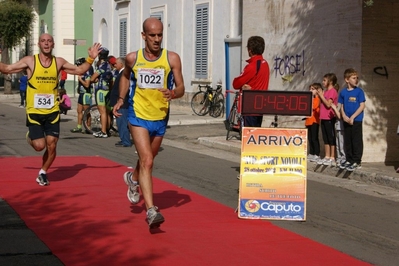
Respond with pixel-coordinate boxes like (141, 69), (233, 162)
(310, 155), (320, 162)
(339, 161), (351, 170)
(347, 163), (362, 172)
(317, 157), (328, 165)
(36, 173), (50, 186)
(70, 127), (82, 133)
(307, 154), (315, 161)
(94, 131), (108, 138)
(147, 206), (165, 228)
(123, 171), (140, 204)
(336, 157), (345, 165)
(323, 158), (334, 166)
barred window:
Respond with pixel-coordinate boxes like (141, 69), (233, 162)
(195, 3), (209, 79)
(119, 18), (127, 57)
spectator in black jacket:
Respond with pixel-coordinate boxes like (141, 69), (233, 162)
(109, 57), (132, 147)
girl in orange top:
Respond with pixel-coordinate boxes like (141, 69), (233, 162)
(306, 83), (321, 162)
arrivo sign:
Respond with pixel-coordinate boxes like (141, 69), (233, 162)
(241, 90), (313, 116)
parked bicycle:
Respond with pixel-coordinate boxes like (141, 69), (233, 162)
(82, 102), (118, 135)
(191, 83), (224, 118)
(224, 90), (243, 140)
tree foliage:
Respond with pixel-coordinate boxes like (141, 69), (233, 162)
(0, 0), (34, 93)
(0, 0), (35, 49)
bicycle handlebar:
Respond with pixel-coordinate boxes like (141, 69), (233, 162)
(198, 84), (223, 93)
(225, 90), (240, 97)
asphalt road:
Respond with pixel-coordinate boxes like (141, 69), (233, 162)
(1, 104), (399, 265)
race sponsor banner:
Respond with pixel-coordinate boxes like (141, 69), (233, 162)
(238, 127), (307, 221)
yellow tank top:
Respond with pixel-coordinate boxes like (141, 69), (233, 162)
(26, 55), (59, 114)
(131, 49), (172, 121)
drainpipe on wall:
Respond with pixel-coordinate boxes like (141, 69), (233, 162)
(225, 0), (242, 118)
(224, 38), (241, 118)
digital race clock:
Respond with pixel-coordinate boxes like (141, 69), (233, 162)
(241, 90), (313, 116)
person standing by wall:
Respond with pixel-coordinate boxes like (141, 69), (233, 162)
(18, 70), (28, 107)
(306, 83), (321, 162)
(70, 57), (94, 133)
(109, 57), (132, 147)
(338, 68), (366, 171)
(0, 33), (102, 186)
(113, 17), (185, 228)
(316, 73), (339, 166)
(90, 48), (114, 138)
(232, 36), (270, 127)
(330, 100), (346, 166)
(59, 69), (67, 89)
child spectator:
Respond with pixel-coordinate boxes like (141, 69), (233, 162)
(316, 73), (339, 166)
(331, 100), (346, 166)
(58, 88), (72, 114)
(338, 68), (366, 171)
(306, 83), (321, 162)
(18, 71), (28, 107)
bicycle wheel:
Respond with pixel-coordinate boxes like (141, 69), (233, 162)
(191, 91), (210, 116)
(226, 102), (241, 140)
(209, 92), (224, 118)
(83, 105), (101, 134)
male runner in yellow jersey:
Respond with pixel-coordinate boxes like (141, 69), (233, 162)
(0, 33), (102, 186)
(113, 17), (185, 228)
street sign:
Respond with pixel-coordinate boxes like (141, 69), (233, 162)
(63, 39), (86, 46)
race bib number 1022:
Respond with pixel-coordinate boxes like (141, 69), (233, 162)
(137, 68), (165, 89)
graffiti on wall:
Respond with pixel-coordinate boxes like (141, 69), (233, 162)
(273, 50), (305, 82)
(373, 66), (388, 79)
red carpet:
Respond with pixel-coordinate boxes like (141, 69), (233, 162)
(0, 156), (369, 266)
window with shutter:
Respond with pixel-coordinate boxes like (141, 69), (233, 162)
(119, 18), (127, 57)
(195, 3), (209, 79)
(150, 12), (163, 22)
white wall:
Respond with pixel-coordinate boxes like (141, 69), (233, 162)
(52, 0), (75, 82)
(92, 0), (233, 101)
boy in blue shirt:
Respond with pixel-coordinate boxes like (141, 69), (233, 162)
(338, 68), (366, 171)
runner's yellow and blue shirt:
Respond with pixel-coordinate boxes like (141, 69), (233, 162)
(26, 55), (59, 114)
(130, 49), (174, 121)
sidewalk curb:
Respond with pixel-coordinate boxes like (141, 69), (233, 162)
(2, 93), (399, 191)
(197, 136), (399, 190)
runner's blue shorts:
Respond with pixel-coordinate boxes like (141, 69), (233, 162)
(128, 116), (167, 137)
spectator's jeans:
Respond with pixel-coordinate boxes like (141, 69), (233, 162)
(116, 108), (132, 146)
(20, 90), (26, 106)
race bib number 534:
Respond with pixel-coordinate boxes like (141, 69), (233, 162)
(34, 94), (55, 109)
(138, 68), (165, 89)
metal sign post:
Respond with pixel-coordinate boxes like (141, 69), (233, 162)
(63, 39), (87, 97)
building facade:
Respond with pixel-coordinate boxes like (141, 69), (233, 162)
(24, 0), (94, 93)
(92, 0), (240, 103)
(242, 0), (399, 162)
(92, 0), (399, 163)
